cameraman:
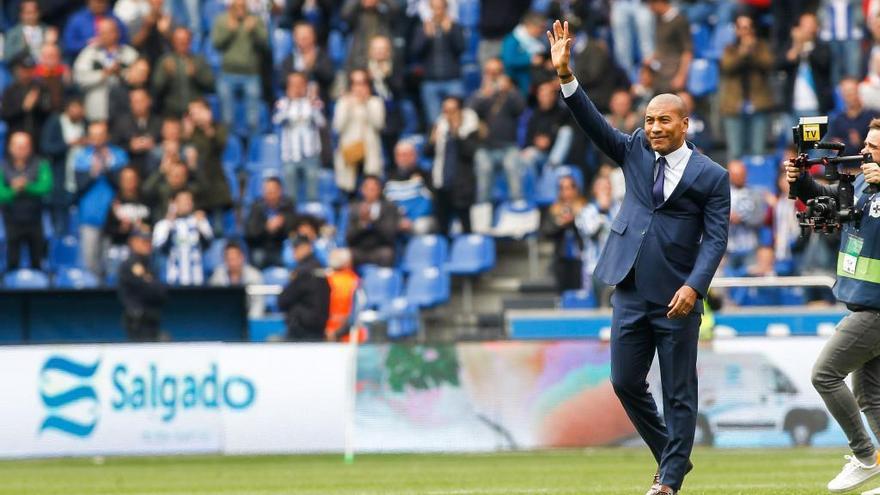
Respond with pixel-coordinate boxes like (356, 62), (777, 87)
(786, 118), (880, 492)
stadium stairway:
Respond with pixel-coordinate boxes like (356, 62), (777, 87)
(419, 237), (558, 342)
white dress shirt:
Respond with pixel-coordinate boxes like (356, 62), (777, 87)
(561, 77), (692, 200)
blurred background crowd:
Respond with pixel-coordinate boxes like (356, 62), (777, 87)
(0, 0), (868, 339)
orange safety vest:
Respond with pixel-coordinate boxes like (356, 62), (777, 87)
(325, 268), (359, 339)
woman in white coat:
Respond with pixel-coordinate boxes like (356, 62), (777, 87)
(333, 69), (385, 193)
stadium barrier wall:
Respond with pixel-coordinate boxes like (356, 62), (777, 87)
(0, 334), (852, 458)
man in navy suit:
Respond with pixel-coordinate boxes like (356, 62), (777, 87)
(548, 21), (730, 495)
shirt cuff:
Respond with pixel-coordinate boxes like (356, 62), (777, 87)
(560, 78), (579, 98)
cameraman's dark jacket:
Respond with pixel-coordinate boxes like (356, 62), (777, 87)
(793, 173), (880, 310)
(278, 254), (330, 341)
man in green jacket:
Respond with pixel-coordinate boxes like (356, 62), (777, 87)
(152, 27), (215, 118)
(210, 0), (268, 138)
(0, 132), (53, 270)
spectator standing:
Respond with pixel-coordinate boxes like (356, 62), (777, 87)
(780, 12), (834, 118)
(829, 78), (874, 155)
(3, 0), (57, 62)
(427, 96), (478, 235)
(62, 0), (129, 59)
(345, 175), (400, 267)
(209, 241), (266, 318)
(185, 98), (233, 224)
(278, 235), (331, 341)
(727, 159), (767, 270)
(364, 36), (407, 157)
(118, 0), (172, 65)
(112, 89), (162, 176)
(541, 175), (587, 292)
(279, 22), (335, 101)
(105, 166), (151, 260)
(0, 132), (52, 270)
(577, 174), (620, 306)
(1, 54), (52, 142)
(646, 0), (692, 94)
(571, 33), (629, 115)
(153, 189), (213, 285)
(244, 177), (298, 268)
(477, 0), (531, 64)
(118, 226), (166, 341)
(341, 0), (398, 70)
(500, 12), (548, 96)
(720, 14), (775, 159)
(677, 90), (712, 153)
(819, 0), (863, 84)
(767, 163), (803, 275)
(73, 121), (129, 277)
(610, 0), (655, 78)
(385, 140), (435, 235)
(143, 160), (200, 222)
(469, 58), (525, 204)
(520, 79), (574, 173)
(274, 72), (326, 203)
(107, 57), (153, 117)
(859, 51), (880, 111)
(325, 248), (361, 341)
(604, 89), (640, 135)
(211, 0), (269, 139)
(332, 70), (386, 194)
(33, 43), (71, 114)
(152, 27), (216, 117)
(410, 0), (465, 125)
(40, 97), (88, 231)
(73, 18), (140, 122)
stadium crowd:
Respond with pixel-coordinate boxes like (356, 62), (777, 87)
(0, 0), (873, 338)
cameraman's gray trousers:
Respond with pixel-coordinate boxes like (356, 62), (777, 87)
(812, 311), (880, 460)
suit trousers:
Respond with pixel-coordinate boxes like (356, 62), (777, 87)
(609, 275), (700, 492)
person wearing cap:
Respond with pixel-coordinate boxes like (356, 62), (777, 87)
(1, 53), (51, 141)
(278, 235), (330, 341)
(118, 225), (166, 341)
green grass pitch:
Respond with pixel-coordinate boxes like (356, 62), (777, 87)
(0, 448), (863, 494)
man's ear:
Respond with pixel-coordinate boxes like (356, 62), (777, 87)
(682, 116), (689, 130)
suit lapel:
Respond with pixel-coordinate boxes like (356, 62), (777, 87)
(662, 149), (705, 207)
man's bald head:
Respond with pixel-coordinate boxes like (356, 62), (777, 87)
(644, 93), (689, 155)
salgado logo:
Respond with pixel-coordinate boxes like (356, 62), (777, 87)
(38, 354), (257, 439)
(39, 356), (100, 438)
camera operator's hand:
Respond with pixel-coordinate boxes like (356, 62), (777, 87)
(863, 162), (880, 185)
(784, 160), (801, 183)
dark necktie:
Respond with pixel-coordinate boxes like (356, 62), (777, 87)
(653, 156), (667, 207)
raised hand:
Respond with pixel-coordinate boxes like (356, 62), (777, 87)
(546, 20), (573, 76)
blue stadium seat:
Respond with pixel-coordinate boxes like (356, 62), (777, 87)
(223, 135), (244, 173)
(4, 269), (50, 289)
(561, 289), (598, 309)
(361, 266), (403, 309)
(780, 287), (806, 306)
(458, 0), (480, 28)
(492, 200), (541, 239)
(404, 267), (450, 308)
(272, 28), (294, 68)
(743, 154), (780, 193)
(0, 120), (7, 158)
(297, 201), (335, 226)
(262, 266), (290, 313)
(328, 30), (348, 66)
(401, 234), (449, 272)
(686, 59), (719, 97)
(691, 23), (713, 59)
(247, 134), (281, 174)
(0, 64), (11, 94)
(336, 204), (350, 246)
(54, 267), (99, 289)
(706, 22), (736, 60)
(318, 169), (341, 204)
(203, 239), (227, 276)
(536, 165), (584, 206)
(462, 63), (482, 94)
(383, 297), (420, 339)
(445, 234), (496, 275)
(48, 235), (80, 270)
(201, 0), (226, 34)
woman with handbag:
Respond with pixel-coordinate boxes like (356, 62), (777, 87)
(333, 69), (386, 194)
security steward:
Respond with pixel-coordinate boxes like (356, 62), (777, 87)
(786, 118), (880, 492)
(118, 226), (167, 341)
(278, 235), (330, 341)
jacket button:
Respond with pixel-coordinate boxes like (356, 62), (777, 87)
(641, 230), (647, 236)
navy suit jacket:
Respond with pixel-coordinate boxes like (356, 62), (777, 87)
(564, 85), (730, 310)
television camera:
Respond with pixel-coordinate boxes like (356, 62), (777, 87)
(789, 116), (877, 235)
